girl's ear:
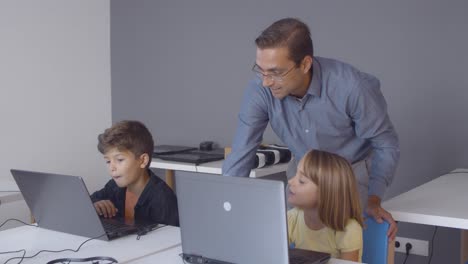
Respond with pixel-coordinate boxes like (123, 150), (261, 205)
(139, 153), (150, 168)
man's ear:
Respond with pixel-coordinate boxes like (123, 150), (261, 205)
(301, 55), (313, 73)
(139, 153), (150, 168)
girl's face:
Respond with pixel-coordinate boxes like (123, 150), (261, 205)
(287, 158), (319, 209)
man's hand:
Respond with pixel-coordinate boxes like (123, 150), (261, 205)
(93, 200), (118, 218)
(366, 195), (397, 241)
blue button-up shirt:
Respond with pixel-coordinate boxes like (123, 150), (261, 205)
(222, 57), (400, 198)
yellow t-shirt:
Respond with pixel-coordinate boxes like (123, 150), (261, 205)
(287, 208), (363, 262)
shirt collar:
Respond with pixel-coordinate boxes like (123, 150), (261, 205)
(307, 57), (322, 98)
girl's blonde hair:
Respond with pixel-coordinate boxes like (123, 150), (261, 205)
(302, 150), (363, 231)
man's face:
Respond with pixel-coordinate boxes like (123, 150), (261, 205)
(255, 47), (307, 99)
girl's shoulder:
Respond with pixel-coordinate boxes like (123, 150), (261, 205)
(287, 207), (302, 219)
(287, 208), (303, 229)
(347, 219), (363, 229)
(335, 219), (363, 239)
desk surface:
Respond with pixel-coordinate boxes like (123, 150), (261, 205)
(132, 244), (360, 264)
(0, 225), (180, 264)
(382, 169), (468, 229)
(0, 225), (359, 264)
(0, 179), (22, 205)
(150, 158), (288, 178)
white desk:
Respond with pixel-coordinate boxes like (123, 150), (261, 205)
(382, 169), (468, 229)
(150, 158), (288, 178)
(132, 244), (361, 264)
(0, 179), (29, 230)
(382, 169), (468, 263)
(0, 225), (181, 264)
(150, 158), (288, 189)
(0, 179), (22, 205)
(0, 225), (360, 264)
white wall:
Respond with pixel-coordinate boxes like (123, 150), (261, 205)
(0, 0), (111, 193)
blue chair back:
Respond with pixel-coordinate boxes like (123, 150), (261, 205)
(362, 217), (389, 264)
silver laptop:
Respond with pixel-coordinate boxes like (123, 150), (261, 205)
(176, 171), (331, 264)
(11, 169), (147, 241)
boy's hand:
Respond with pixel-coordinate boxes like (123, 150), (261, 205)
(94, 200), (118, 218)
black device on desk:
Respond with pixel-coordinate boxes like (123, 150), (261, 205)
(157, 150), (224, 165)
(154, 142), (224, 165)
(153, 145), (197, 157)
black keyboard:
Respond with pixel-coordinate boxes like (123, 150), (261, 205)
(101, 219), (133, 232)
(289, 255), (311, 264)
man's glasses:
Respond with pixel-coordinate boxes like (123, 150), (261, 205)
(252, 64), (296, 82)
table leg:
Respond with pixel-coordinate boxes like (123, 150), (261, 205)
(165, 169), (175, 190)
(461, 230), (468, 264)
(388, 239), (395, 264)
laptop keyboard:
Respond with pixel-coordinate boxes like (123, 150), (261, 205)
(289, 255), (311, 264)
(101, 218), (133, 232)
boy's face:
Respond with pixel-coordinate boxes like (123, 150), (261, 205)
(287, 158), (319, 209)
(103, 147), (148, 188)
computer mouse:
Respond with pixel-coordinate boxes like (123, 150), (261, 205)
(199, 141), (214, 151)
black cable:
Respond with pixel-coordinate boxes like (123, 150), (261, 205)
(0, 249), (26, 255)
(402, 242), (412, 264)
(428, 226), (438, 264)
(46, 256), (117, 264)
(2, 233), (106, 264)
(1, 221), (165, 263)
(0, 218), (36, 230)
(402, 253), (410, 264)
(0, 250), (26, 264)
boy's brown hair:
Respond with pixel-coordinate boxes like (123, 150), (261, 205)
(302, 150), (363, 231)
(97, 120), (154, 168)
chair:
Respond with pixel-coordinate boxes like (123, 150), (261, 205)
(362, 217), (393, 264)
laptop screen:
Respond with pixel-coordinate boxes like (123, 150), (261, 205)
(11, 169), (109, 240)
(176, 171), (290, 264)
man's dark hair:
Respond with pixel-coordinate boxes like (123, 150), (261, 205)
(97, 120), (154, 168)
(255, 18), (314, 65)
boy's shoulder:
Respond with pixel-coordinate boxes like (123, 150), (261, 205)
(144, 170), (177, 197)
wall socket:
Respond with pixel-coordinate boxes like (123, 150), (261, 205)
(394, 236), (429, 256)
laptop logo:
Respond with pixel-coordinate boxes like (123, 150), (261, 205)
(223, 201), (232, 212)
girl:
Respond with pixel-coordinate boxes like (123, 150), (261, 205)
(287, 150), (364, 262)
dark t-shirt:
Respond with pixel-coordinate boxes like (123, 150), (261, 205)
(90, 169), (179, 226)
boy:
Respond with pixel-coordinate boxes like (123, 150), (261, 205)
(90, 120), (179, 226)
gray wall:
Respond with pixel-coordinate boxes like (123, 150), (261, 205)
(111, 1), (468, 263)
(1, 0), (112, 193)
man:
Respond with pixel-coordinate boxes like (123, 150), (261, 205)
(222, 18), (400, 240)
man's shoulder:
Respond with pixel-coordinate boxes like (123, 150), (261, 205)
(316, 56), (379, 93)
(317, 57), (368, 78)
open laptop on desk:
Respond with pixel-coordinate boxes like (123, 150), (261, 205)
(11, 169), (153, 241)
(175, 171), (330, 264)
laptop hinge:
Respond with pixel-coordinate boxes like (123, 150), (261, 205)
(180, 253), (234, 264)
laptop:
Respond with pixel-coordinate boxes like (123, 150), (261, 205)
(175, 171), (331, 264)
(10, 169), (152, 241)
(157, 149), (224, 165)
(153, 145), (197, 157)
